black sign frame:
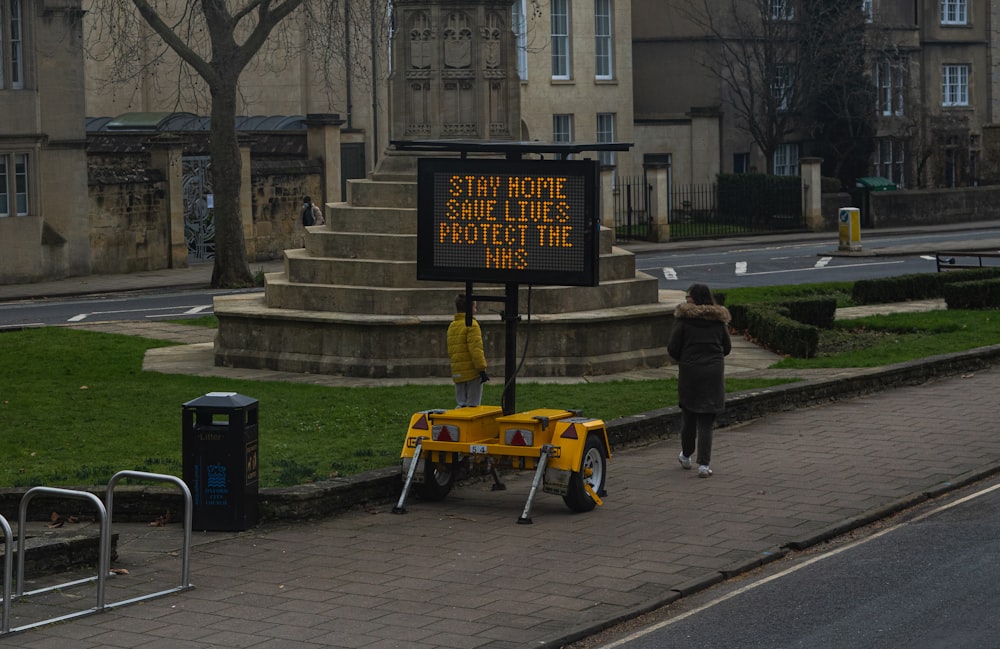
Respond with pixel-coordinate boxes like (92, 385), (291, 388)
(416, 157), (600, 287)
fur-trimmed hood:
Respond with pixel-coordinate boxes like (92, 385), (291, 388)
(673, 302), (731, 323)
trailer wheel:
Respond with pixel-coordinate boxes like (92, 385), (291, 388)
(416, 458), (456, 501)
(563, 435), (607, 513)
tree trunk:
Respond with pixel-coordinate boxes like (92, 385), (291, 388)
(208, 82), (254, 288)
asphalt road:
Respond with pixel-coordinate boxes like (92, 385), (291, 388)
(0, 287), (261, 328)
(567, 477), (1000, 649)
(636, 228), (1000, 289)
(3, 228), (999, 327)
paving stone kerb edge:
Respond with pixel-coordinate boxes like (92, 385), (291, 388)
(4, 343), (998, 524)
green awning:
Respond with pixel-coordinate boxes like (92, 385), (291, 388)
(105, 112), (176, 131)
(855, 176), (897, 191)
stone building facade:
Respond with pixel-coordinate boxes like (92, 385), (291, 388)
(0, 0), (90, 283)
(514, 0), (637, 178)
(631, 0), (1000, 190)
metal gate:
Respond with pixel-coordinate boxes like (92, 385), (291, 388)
(669, 178), (805, 240)
(183, 156), (214, 261)
(613, 176), (652, 241)
(669, 183), (721, 240)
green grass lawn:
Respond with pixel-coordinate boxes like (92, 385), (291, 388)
(720, 283), (1000, 368)
(5, 282), (997, 490)
(0, 327), (787, 489)
(775, 310), (1000, 368)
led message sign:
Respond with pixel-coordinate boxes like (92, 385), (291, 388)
(416, 158), (600, 286)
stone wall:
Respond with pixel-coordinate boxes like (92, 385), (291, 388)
(820, 187), (1000, 232)
(248, 160), (324, 260)
(83, 152), (324, 275)
(88, 167), (169, 274)
(869, 185), (1000, 228)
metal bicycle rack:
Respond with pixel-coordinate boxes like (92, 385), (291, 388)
(1, 514), (12, 634)
(14, 487), (111, 633)
(104, 470), (194, 605)
(2, 471), (194, 636)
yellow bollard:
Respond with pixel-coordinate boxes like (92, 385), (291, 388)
(838, 207), (862, 252)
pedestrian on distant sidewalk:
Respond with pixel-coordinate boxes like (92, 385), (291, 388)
(668, 283), (732, 477)
(301, 196), (325, 227)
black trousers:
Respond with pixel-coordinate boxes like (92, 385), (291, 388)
(680, 407), (715, 467)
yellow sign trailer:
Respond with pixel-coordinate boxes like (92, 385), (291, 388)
(393, 145), (629, 523)
(393, 405), (610, 524)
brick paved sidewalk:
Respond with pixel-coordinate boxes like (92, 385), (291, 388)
(5, 366), (1000, 648)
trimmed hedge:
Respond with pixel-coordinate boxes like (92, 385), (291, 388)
(726, 271), (1000, 358)
(742, 305), (820, 358)
(852, 268), (1000, 304)
(728, 297), (833, 358)
(943, 278), (1000, 310)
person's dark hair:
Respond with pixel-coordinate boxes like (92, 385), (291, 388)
(455, 293), (467, 312)
(303, 196), (312, 204)
(686, 283), (716, 306)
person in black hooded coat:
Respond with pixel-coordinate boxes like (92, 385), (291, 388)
(667, 283), (732, 477)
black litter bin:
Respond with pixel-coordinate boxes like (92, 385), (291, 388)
(182, 392), (259, 531)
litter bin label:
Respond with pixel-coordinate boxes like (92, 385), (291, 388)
(245, 440), (259, 485)
(205, 464), (229, 507)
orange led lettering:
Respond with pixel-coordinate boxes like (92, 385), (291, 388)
(485, 247), (528, 270)
(537, 225), (573, 247)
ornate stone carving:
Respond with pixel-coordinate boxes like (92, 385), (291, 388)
(387, 1), (520, 144)
(408, 12), (433, 70)
(483, 12), (504, 70)
(443, 12), (472, 69)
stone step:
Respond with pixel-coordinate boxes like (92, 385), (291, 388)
(323, 203), (416, 234)
(307, 221), (615, 258)
(265, 265), (660, 315)
(346, 178), (417, 209)
(281, 244), (639, 290)
(215, 294), (672, 379)
(306, 230), (417, 261)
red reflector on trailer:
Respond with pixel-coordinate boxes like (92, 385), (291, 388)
(560, 423), (579, 440)
(504, 428), (533, 446)
(433, 425), (456, 442)
(414, 414), (429, 430)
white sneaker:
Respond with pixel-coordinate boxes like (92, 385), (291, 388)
(678, 452), (691, 470)
(698, 465), (712, 478)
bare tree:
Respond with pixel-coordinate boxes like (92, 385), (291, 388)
(85, 0), (388, 288)
(799, 0), (874, 186)
(681, 0), (802, 174)
(679, 0), (873, 177)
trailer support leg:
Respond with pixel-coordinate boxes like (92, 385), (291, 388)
(518, 445), (553, 525)
(393, 439), (425, 514)
(489, 458), (506, 492)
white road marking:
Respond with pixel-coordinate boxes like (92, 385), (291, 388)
(815, 257), (832, 268)
(146, 311), (214, 319)
(743, 259), (904, 277)
(735, 261), (748, 275)
(663, 267), (678, 280)
(65, 305), (211, 323)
